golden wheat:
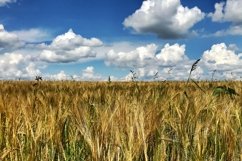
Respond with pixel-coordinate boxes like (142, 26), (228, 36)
(0, 81), (241, 160)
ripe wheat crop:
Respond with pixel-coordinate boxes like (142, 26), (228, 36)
(0, 81), (241, 160)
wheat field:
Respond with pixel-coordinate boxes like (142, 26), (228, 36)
(0, 81), (241, 161)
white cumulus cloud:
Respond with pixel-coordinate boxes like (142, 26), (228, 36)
(45, 66), (105, 81)
(40, 29), (103, 63)
(0, 24), (23, 51)
(209, 0), (242, 36)
(81, 66), (103, 80)
(106, 44), (157, 68)
(105, 43), (188, 68)
(156, 43), (187, 65)
(0, 25), (107, 79)
(49, 71), (69, 80)
(0, 24), (52, 52)
(209, 0), (242, 23)
(201, 43), (242, 71)
(105, 42), (242, 81)
(0, 52), (40, 79)
(105, 43), (194, 80)
(123, 0), (205, 39)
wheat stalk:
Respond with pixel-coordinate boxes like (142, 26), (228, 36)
(187, 58), (200, 82)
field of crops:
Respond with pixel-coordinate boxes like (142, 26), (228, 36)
(0, 81), (241, 161)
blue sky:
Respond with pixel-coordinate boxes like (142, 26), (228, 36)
(0, 0), (241, 80)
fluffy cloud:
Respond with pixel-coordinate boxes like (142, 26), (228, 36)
(0, 24), (23, 51)
(45, 66), (106, 81)
(92, 41), (143, 60)
(0, 0), (16, 6)
(156, 43), (187, 65)
(105, 43), (187, 68)
(40, 47), (95, 63)
(123, 0), (205, 39)
(0, 24), (53, 51)
(209, 0), (242, 36)
(209, 2), (225, 22)
(12, 28), (52, 42)
(105, 43), (194, 80)
(201, 43), (242, 71)
(122, 65), (194, 81)
(0, 24), (241, 80)
(209, 0), (242, 23)
(106, 42), (242, 81)
(0, 25), (49, 79)
(81, 66), (103, 80)
(40, 29), (103, 63)
(47, 71), (69, 80)
(25, 63), (41, 77)
(124, 67), (161, 81)
(0, 24), (54, 52)
(0, 25), (106, 79)
(51, 29), (102, 49)
(0, 52), (40, 79)
(106, 44), (157, 68)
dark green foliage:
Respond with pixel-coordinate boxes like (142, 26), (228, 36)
(213, 86), (239, 97)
